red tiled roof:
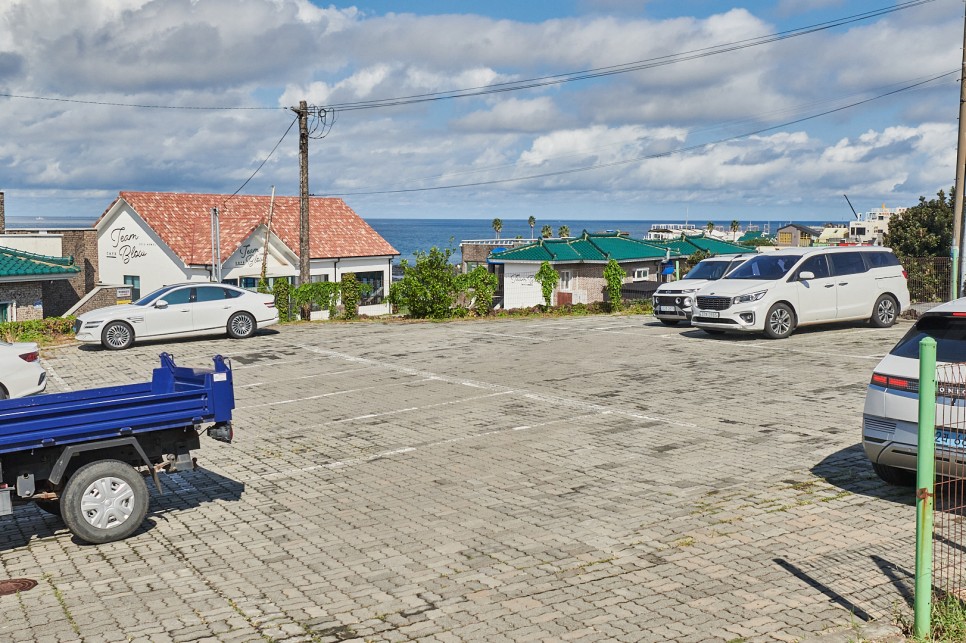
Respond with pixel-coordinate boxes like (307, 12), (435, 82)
(99, 192), (397, 264)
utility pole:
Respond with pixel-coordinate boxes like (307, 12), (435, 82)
(294, 100), (311, 320)
(953, 3), (966, 300)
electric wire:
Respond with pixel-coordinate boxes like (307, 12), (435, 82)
(221, 116), (298, 207)
(324, 69), (958, 197)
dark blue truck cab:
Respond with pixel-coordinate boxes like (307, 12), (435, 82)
(0, 353), (234, 544)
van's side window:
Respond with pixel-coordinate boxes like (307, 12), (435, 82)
(829, 252), (867, 276)
(797, 255), (830, 279)
(864, 251), (900, 269)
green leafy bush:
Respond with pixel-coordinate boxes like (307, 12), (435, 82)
(2, 317), (75, 344)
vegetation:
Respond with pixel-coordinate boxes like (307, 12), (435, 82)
(272, 280), (294, 322)
(685, 248), (712, 271)
(541, 225), (553, 238)
(558, 225), (570, 238)
(884, 188), (953, 257)
(743, 236), (776, 248)
(1, 317), (75, 345)
(603, 258), (626, 312)
(291, 280), (339, 319)
(459, 265), (499, 316)
(535, 261), (559, 309)
(528, 215), (536, 239)
(491, 218), (503, 239)
(339, 272), (362, 320)
(706, 221), (715, 232)
(388, 247), (460, 320)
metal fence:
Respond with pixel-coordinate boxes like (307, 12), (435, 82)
(933, 362), (966, 605)
(902, 256), (952, 304)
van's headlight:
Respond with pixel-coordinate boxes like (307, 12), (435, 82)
(733, 290), (767, 304)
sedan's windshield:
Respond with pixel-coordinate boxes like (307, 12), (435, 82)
(684, 261), (730, 281)
(133, 285), (181, 306)
(726, 255), (798, 280)
(891, 315), (966, 363)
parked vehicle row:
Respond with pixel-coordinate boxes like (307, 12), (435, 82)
(655, 246), (910, 339)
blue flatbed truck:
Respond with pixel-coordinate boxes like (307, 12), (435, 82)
(0, 353), (234, 544)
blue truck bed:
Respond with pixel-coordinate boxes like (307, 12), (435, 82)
(0, 353), (234, 455)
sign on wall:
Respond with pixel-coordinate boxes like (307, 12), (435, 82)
(105, 226), (149, 264)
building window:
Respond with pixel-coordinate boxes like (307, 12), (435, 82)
(354, 271), (385, 305)
(0, 302), (11, 323)
(310, 274), (330, 283)
(222, 278), (239, 286)
(559, 270), (572, 291)
(123, 275), (141, 300)
(633, 268), (649, 281)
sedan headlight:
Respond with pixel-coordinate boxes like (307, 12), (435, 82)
(733, 290), (767, 305)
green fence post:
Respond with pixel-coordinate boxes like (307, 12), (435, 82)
(914, 336), (937, 638)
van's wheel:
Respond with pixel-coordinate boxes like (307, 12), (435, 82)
(101, 321), (134, 350)
(35, 500), (62, 518)
(61, 460), (149, 544)
(871, 295), (898, 328)
(871, 462), (916, 487)
(763, 303), (795, 339)
(227, 312), (256, 339)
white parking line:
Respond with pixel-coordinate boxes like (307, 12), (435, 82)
(236, 377), (436, 409)
(39, 357), (72, 392)
(236, 366), (376, 389)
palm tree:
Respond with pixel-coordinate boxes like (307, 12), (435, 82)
(528, 216), (536, 239)
(492, 218), (503, 239)
(558, 225), (570, 238)
(706, 221), (715, 234)
(730, 219), (740, 241)
(541, 224), (553, 238)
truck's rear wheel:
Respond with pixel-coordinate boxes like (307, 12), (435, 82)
(61, 460), (149, 544)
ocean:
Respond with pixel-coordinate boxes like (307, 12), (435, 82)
(366, 218), (832, 264)
(7, 215), (834, 265)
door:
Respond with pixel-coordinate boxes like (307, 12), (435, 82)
(142, 286), (194, 337)
(192, 285), (236, 332)
(829, 251), (873, 319)
(793, 255), (837, 323)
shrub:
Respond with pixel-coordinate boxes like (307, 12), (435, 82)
(1, 317), (75, 344)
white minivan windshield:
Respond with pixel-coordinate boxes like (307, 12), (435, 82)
(726, 255), (797, 280)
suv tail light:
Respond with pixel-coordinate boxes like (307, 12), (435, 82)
(902, 269), (908, 280)
(19, 351), (39, 363)
(871, 372), (919, 393)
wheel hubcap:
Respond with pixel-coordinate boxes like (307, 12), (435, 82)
(105, 325), (130, 348)
(232, 315), (253, 336)
(80, 477), (135, 529)
(877, 300), (895, 323)
(770, 310), (791, 335)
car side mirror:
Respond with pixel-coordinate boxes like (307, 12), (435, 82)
(799, 271), (815, 281)
(154, 299), (168, 309)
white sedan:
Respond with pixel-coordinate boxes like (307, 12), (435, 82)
(0, 341), (47, 399)
(73, 283), (280, 350)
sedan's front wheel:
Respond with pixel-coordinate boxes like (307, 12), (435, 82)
(101, 321), (134, 350)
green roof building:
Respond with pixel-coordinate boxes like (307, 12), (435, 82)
(488, 231), (682, 308)
(0, 245), (81, 322)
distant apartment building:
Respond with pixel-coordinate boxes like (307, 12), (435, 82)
(849, 206), (906, 244)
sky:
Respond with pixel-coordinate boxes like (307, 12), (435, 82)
(0, 0), (962, 224)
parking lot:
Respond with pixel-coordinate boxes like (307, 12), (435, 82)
(0, 315), (917, 642)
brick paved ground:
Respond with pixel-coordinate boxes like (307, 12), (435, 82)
(0, 315), (918, 642)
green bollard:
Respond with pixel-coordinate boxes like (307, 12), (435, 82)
(914, 336), (937, 638)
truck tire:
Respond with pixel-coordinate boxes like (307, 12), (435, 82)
(227, 312), (256, 339)
(61, 460), (149, 544)
(101, 321), (134, 350)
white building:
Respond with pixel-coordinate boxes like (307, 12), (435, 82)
(849, 206), (906, 244)
(95, 192), (398, 318)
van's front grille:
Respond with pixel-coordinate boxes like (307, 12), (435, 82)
(696, 296), (731, 311)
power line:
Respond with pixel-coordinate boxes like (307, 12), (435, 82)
(221, 116), (299, 207)
(324, 69), (958, 197)
(319, 0), (937, 112)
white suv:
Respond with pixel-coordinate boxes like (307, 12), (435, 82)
(652, 255), (751, 325)
(862, 300), (966, 485)
(691, 246), (910, 339)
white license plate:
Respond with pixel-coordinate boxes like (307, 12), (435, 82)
(701, 310), (720, 318)
(936, 429), (966, 450)
(658, 306), (676, 313)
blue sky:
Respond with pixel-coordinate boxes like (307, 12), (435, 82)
(0, 0), (961, 223)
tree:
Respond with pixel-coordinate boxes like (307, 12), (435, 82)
(603, 258), (626, 312)
(388, 246), (460, 319)
(558, 225), (570, 238)
(293, 280), (340, 319)
(528, 215), (536, 239)
(884, 188), (954, 257)
(541, 224), (553, 238)
(458, 266), (499, 316)
(685, 249), (712, 271)
(706, 221), (715, 233)
(535, 261), (559, 309)
(492, 218), (503, 239)
(730, 220), (740, 240)
(339, 272), (361, 320)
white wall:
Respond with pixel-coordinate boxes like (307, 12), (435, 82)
(222, 227), (298, 283)
(97, 204), (193, 295)
(0, 234), (63, 257)
(503, 263), (543, 309)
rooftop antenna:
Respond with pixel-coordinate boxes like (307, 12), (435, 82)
(843, 194), (860, 220)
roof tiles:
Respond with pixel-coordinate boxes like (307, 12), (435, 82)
(0, 246), (80, 278)
(101, 192), (398, 265)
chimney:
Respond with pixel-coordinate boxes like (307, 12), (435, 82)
(0, 192), (5, 234)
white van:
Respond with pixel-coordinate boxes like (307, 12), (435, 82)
(652, 255), (751, 325)
(690, 246), (910, 339)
